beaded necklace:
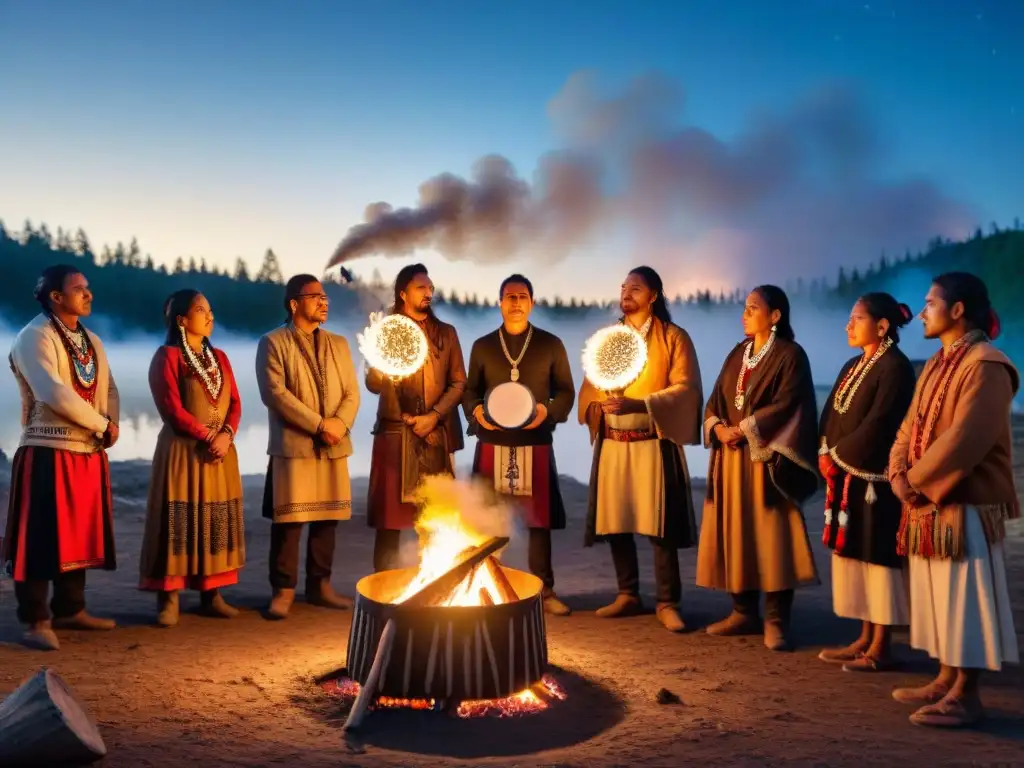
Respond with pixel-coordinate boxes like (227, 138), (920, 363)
(179, 326), (223, 405)
(832, 337), (893, 415)
(734, 327), (776, 410)
(50, 314), (97, 403)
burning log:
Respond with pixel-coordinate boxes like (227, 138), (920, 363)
(0, 668), (107, 765)
(483, 555), (519, 602)
(400, 536), (509, 608)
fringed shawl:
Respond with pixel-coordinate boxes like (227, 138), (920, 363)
(889, 332), (1020, 559)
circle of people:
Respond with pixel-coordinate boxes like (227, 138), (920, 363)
(2, 262), (1018, 729)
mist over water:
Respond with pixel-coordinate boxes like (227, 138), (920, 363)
(0, 300), (998, 481)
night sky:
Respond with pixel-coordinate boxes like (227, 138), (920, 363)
(1, 0), (1020, 299)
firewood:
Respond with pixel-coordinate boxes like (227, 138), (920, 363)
(0, 667), (107, 765)
(478, 588), (495, 606)
(400, 536), (509, 608)
(483, 556), (519, 603)
(343, 618), (397, 733)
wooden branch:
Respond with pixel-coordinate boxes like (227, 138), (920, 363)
(400, 536), (509, 608)
(478, 587), (494, 606)
(483, 555), (520, 603)
(343, 618), (397, 733)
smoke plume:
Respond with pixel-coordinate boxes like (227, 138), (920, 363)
(327, 70), (975, 286)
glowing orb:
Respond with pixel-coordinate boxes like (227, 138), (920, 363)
(358, 312), (428, 379)
(582, 324), (648, 391)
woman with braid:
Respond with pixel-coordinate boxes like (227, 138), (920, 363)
(817, 293), (916, 671)
(138, 290), (246, 626)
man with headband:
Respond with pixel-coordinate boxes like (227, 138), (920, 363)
(256, 274), (360, 619)
(578, 266), (703, 632)
(462, 274), (576, 616)
(366, 263), (467, 571)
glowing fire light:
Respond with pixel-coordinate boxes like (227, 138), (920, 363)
(322, 674), (566, 718)
(391, 486), (506, 606)
(582, 324), (648, 391)
(357, 312), (428, 379)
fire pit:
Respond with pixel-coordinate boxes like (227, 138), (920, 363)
(339, 478), (553, 730)
(346, 556), (547, 702)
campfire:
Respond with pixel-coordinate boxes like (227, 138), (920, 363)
(335, 477), (563, 729)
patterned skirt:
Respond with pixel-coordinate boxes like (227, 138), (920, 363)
(2, 445), (116, 581)
(138, 430), (245, 591)
(471, 442), (566, 530)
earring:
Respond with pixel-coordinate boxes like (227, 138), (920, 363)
(178, 324), (187, 343)
(771, 324), (777, 333)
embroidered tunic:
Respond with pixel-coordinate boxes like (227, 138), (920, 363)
(139, 345), (245, 591)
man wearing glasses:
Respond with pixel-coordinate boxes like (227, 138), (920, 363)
(255, 274), (360, 619)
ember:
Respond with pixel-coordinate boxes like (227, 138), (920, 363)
(341, 477), (554, 730)
(321, 673), (566, 719)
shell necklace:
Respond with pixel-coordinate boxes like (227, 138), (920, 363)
(734, 327), (776, 410)
(832, 337), (893, 415)
(499, 324), (533, 382)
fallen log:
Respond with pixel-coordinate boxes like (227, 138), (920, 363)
(0, 667), (107, 766)
(343, 618), (397, 733)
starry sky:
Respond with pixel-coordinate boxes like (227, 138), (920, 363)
(0, 0), (1020, 301)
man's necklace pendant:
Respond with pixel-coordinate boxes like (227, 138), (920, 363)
(510, 367), (519, 382)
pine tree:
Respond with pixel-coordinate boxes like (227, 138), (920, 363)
(173, 257), (185, 274)
(188, 257), (198, 273)
(255, 249), (283, 283)
(233, 257), (251, 281)
(127, 237), (142, 267)
(73, 228), (94, 262)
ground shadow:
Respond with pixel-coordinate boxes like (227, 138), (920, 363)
(293, 663), (626, 759)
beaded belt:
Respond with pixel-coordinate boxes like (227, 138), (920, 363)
(603, 425), (657, 442)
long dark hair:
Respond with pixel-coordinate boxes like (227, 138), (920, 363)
(163, 289), (212, 351)
(391, 262), (443, 350)
(857, 292), (913, 344)
(627, 266), (672, 324)
(34, 264), (83, 312)
(932, 271), (1001, 339)
(753, 284), (795, 341)
(284, 273), (319, 322)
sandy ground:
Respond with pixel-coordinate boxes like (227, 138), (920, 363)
(1, 429), (1023, 767)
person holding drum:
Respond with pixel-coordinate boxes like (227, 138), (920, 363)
(366, 263), (467, 572)
(462, 274), (576, 616)
(578, 266), (703, 633)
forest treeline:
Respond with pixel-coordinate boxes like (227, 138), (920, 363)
(0, 217), (1021, 338)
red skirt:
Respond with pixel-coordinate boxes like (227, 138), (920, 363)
(2, 446), (116, 581)
(366, 432), (418, 530)
(472, 443), (566, 530)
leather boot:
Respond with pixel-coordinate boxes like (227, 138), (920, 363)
(764, 619), (793, 651)
(157, 591), (180, 627)
(268, 588), (295, 619)
(542, 591), (572, 616)
(52, 610), (116, 631)
(595, 593), (643, 618)
(23, 620), (60, 651)
(305, 579), (352, 609)
(656, 603), (686, 632)
(705, 611), (762, 636)
(200, 589), (239, 618)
